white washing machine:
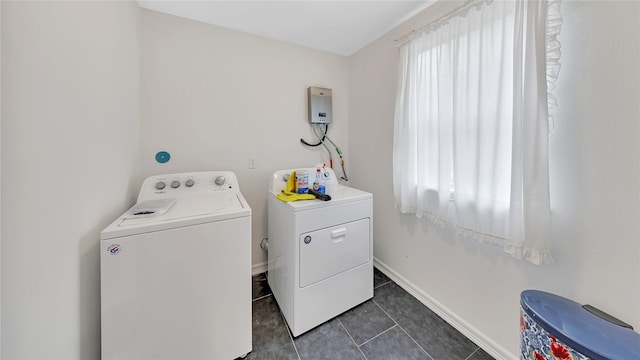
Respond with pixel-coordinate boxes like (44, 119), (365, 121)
(101, 171), (252, 360)
(267, 167), (373, 337)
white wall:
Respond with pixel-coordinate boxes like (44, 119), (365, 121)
(349, 1), (640, 358)
(139, 9), (350, 271)
(2, 1), (638, 359)
(1, 2), (140, 359)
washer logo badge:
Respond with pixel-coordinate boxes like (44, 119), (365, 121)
(303, 236), (312, 244)
(107, 244), (122, 255)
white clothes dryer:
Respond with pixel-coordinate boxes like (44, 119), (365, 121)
(267, 167), (373, 337)
(101, 171), (251, 360)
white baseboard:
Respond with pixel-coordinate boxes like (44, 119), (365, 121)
(252, 261), (268, 276)
(373, 258), (516, 360)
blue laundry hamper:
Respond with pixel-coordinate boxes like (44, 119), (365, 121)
(520, 290), (640, 360)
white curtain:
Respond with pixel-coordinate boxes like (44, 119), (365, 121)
(393, 0), (561, 264)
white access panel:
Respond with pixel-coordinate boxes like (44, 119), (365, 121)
(101, 216), (251, 360)
(299, 219), (370, 288)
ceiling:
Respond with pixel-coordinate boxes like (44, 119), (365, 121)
(137, 1), (434, 56)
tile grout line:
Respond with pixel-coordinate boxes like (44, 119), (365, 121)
(395, 324), (436, 360)
(373, 279), (491, 360)
(280, 308), (302, 360)
(357, 323), (399, 348)
(253, 273), (487, 360)
(354, 282), (400, 349)
(371, 298), (435, 360)
(374, 279), (392, 289)
(252, 293), (272, 302)
(337, 318), (370, 360)
(464, 347), (481, 360)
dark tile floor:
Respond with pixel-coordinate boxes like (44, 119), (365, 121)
(246, 268), (495, 360)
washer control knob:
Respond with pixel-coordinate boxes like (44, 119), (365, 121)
(185, 179), (195, 187)
(155, 181), (166, 190)
(214, 176), (226, 186)
(170, 180), (181, 189)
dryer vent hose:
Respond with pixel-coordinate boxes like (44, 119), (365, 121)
(260, 238), (269, 252)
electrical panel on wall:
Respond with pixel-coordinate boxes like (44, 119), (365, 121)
(308, 87), (332, 124)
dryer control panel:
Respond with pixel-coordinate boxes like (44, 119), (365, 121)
(138, 171), (241, 202)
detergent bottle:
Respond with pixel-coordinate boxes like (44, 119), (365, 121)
(296, 170), (309, 194)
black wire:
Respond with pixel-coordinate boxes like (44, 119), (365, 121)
(300, 124), (328, 147)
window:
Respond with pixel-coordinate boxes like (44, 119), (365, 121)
(393, 0), (561, 264)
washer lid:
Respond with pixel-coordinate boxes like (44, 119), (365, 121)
(521, 290), (640, 359)
(101, 191), (251, 240)
(119, 192), (244, 227)
(124, 199), (176, 219)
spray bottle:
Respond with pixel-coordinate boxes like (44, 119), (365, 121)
(313, 167), (326, 194)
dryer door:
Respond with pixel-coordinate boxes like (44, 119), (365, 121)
(299, 218), (370, 288)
